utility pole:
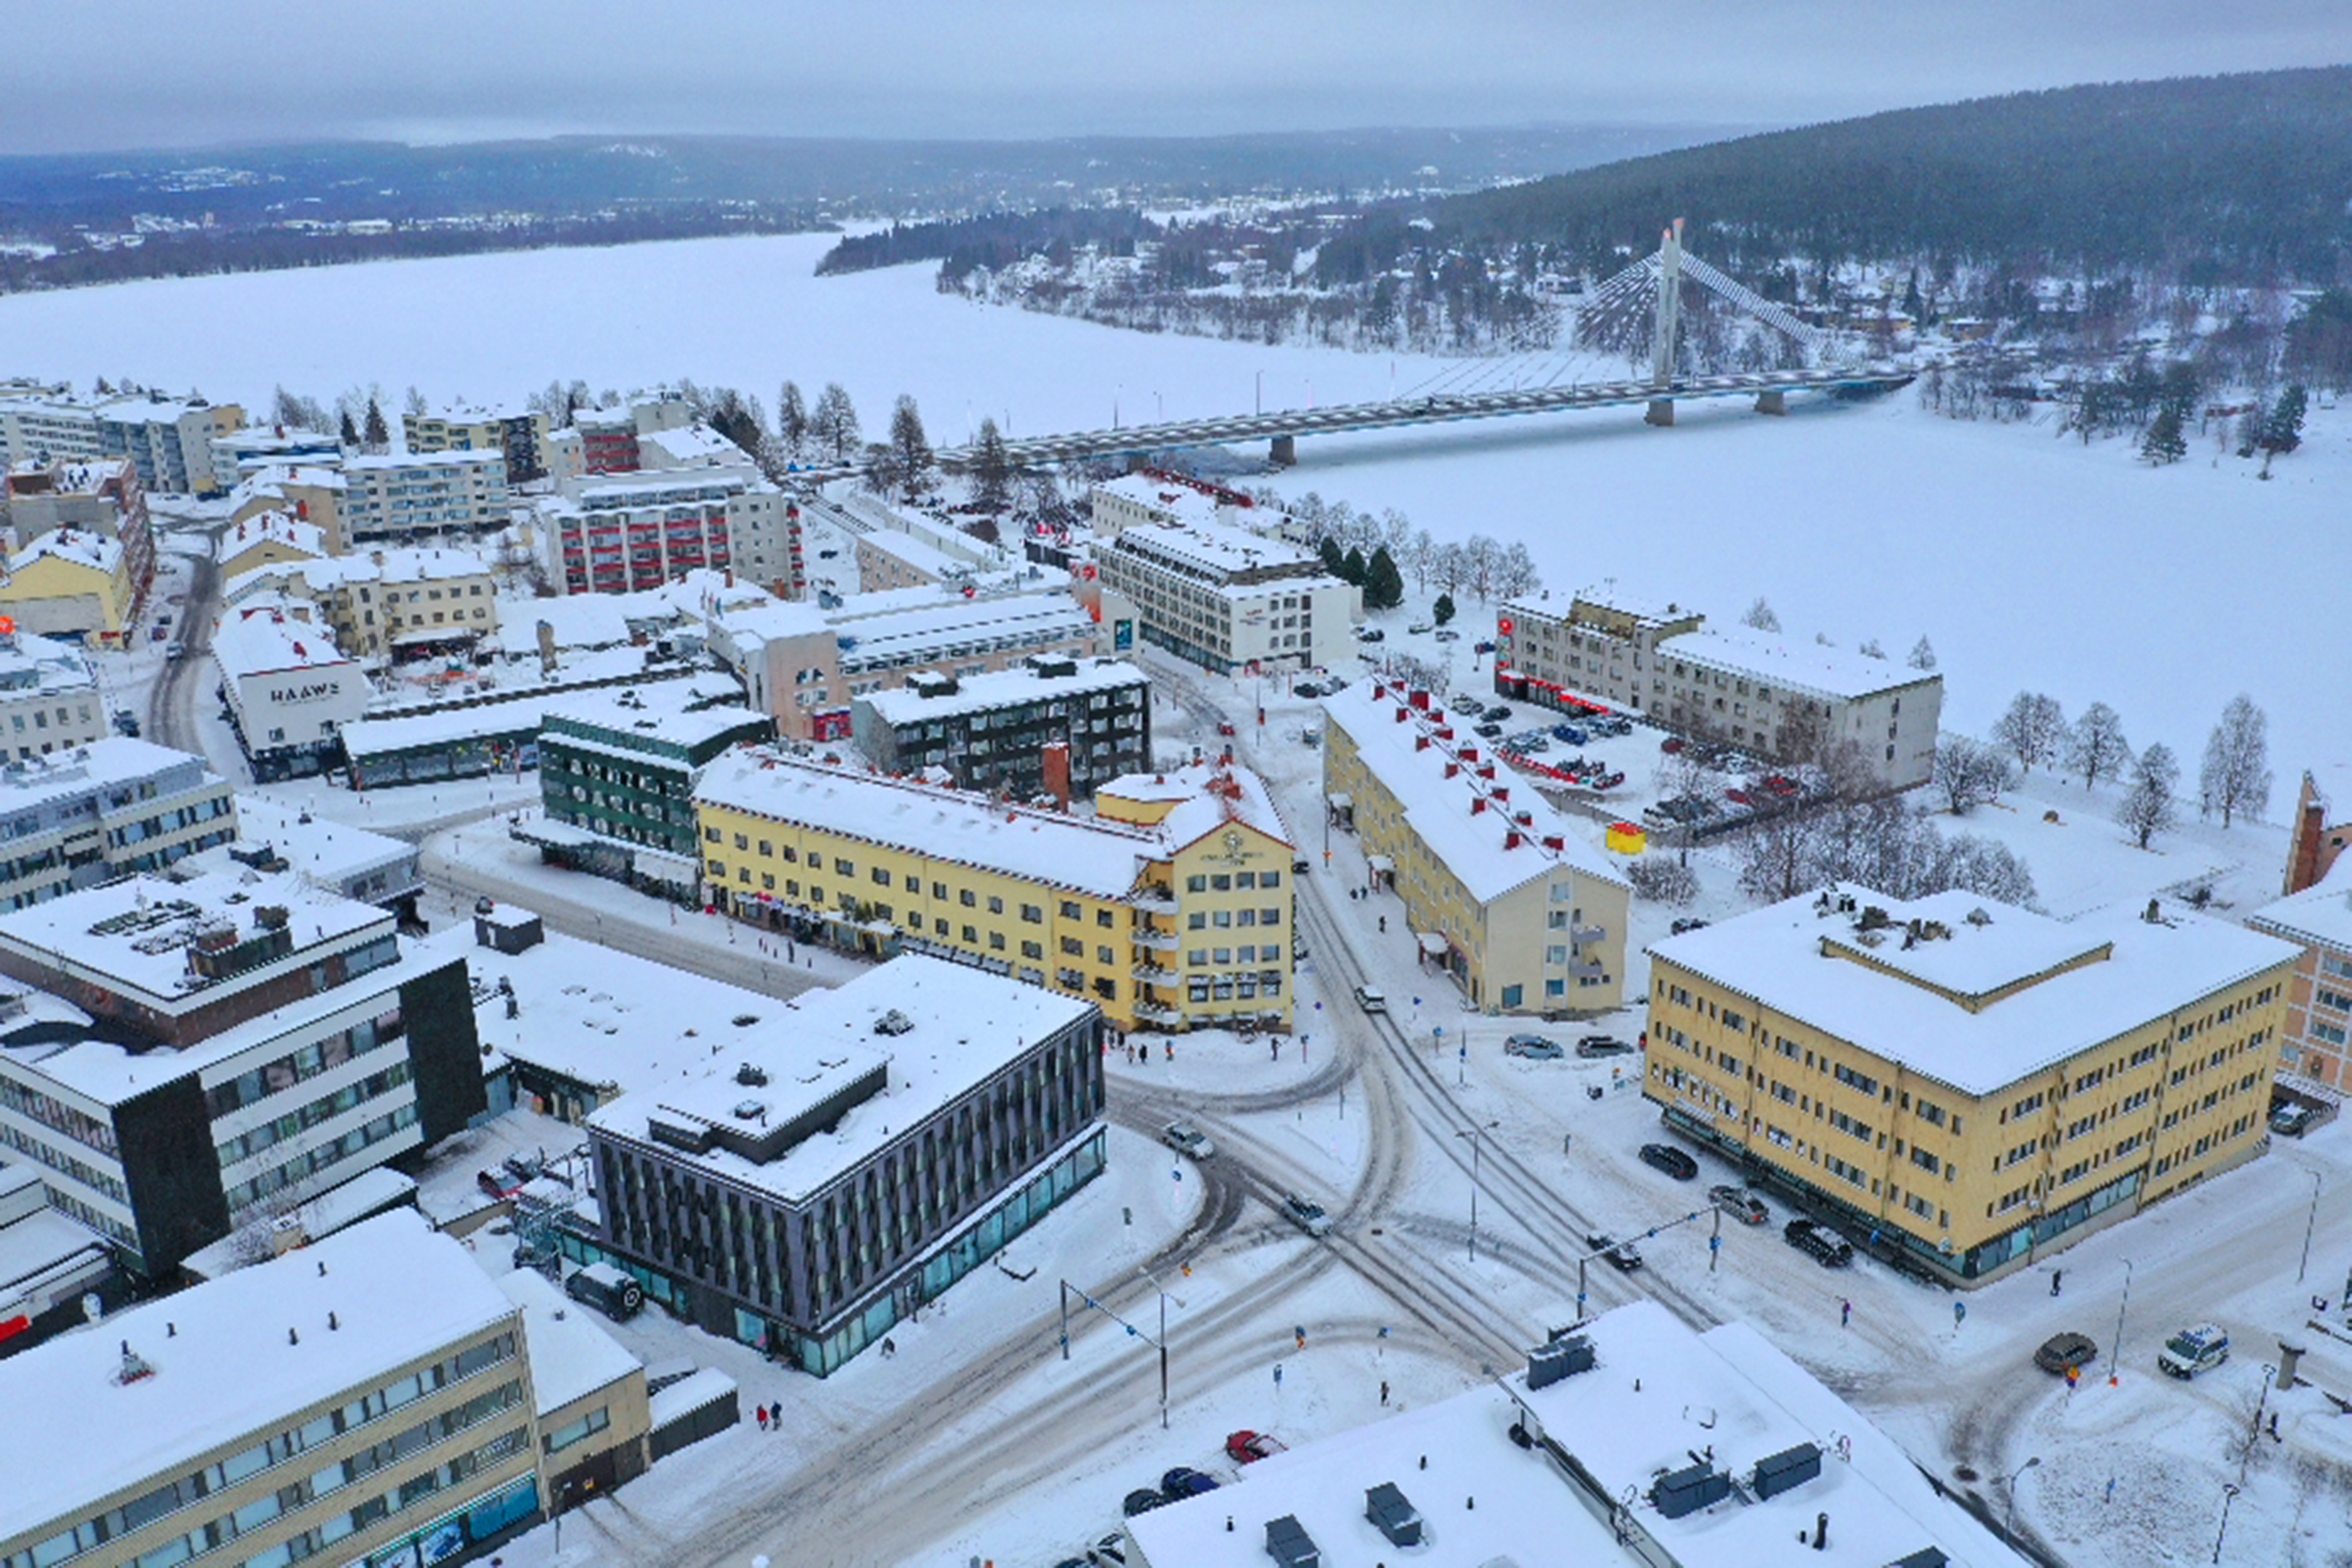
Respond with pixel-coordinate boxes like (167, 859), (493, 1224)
(1456, 1122), (1498, 1261)
(1646, 219), (1684, 428)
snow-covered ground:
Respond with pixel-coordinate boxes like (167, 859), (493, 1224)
(4, 231), (2339, 777)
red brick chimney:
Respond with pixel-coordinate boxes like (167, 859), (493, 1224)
(1042, 742), (1072, 811)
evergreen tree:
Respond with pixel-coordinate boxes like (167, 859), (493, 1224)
(1433, 592), (1455, 626)
(1907, 636), (1936, 670)
(362, 397), (389, 452)
(1341, 546), (1368, 587)
(2140, 405), (2187, 465)
(1365, 546), (1405, 610)
(886, 395), (933, 502)
(338, 408), (360, 447)
(1318, 537), (1347, 577)
(777, 381), (809, 459)
(971, 417), (1012, 514)
(2257, 383), (2308, 475)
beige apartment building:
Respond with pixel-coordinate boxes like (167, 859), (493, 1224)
(225, 545), (500, 663)
(1644, 887), (2298, 1283)
(2248, 862), (2352, 1091)
(1497, 591), (1943, 791)
(1322, 678), (1630, 1014)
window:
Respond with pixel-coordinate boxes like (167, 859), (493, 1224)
(872, 867), (891, 886)
(987, 896), (1005, 914)
(959, 889), (976, 907)
(1020, 940), (1043, 959)
(988, 932), (1006, 951)
(1061, 900), (1082, 919)
(1020, 903), (1044, 924)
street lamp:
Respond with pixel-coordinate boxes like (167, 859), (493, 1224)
(2110, 1257), (2135, 1386)
(2299, 1172), (2323, 1285)
(2002, 1456), (2041, 1543)
(2212, 1482), (2241, 1564)
(1456, 1121), (1500, 1261)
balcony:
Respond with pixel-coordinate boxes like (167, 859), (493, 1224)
(1572, 925), (1608, 947)
(1133, 961), (1178, 983)
(1131, 926), (1180, 952)
(1129, 884), (1180, 913)
(1137, 1000), (1186, 1026)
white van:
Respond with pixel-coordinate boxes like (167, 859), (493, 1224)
(1354, 984), (1387, 1014)
(2157, 1324), (2230, 1379)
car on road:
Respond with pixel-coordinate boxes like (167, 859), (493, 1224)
(163, 641), (186, 660)
(1408, 622), (1434, 635)
(112, 711), (140, 737)
(1576, 1035), (1633, 1058)
(1161, 1467), (1220, 1497)
(1121, 1488), (1167, 1518)
(1226, 1430), (1287, 1464)
(2034, 1332), (2099, 1375)
(2158, 1324), (2231, 1379)
(1669, 918), (1710, 935)
(1354, 984), (1387, 1014)
(1638, 1142), (1698, 1180)
(1217, 721), (1236, 737)
(1504, 1033), (1564, 1059)
(1051, 1558), (1088, 1568)
(1293, 856), (1312, 874)
(1281, 1192), (1332, 1238)
(1162, 1121), (1216, 1160)
(1585, 1231), (1644, 1271)
(1708, 1185), (1769, 1225)
(1782, 1218), (1855, 1268)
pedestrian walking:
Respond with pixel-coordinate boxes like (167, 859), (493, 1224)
(768, 1401), (781, 1428)
(1164, 1042), (1173, 1063)
(2051, 1269), (2063, 1296)
(1380, 1379), (1390, 1407)
(1271, 1040), (1280, 1061)
(1274, 1362), (1283, 1389)
(1379, 915), (1387, 933)
(1840, 1298), (1851, 1329)
(757, 1405), (769, 1431)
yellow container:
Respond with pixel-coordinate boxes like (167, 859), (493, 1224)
(1606, 821), (1647, 855)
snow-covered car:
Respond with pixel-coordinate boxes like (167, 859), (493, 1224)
(1227, 1429), (1287, 1464)
(1281, 1193), (1332, 1237)
(1434, 628), (1461, 641)
(1162, 1121), (1216, 1160)
(1708, 1184), (1768, 1225)
(1408, 622), (1434, 635)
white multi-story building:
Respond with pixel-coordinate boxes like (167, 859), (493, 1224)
(1497, 590), (1945, 791)
(94, 394), (245, 496)
(540, 467), (802, 599)
(340, 451), (510, 540)
(207, 425), (345, 483)
(0, 738), (235, 911)
(1093, 518), (1355, 674)
(212, 611), (371, 781)
(0, 624), (106, 761)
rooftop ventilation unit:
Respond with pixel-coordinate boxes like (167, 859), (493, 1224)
(1753, 1442), (1823, 1500)
(1264, 1514), (1320, 1567)
(1652, 1460), (1731, 1520)
(1364, 1483), (1423, 1547)
(873, 1009), (914, 1036)
(1527, 1334), (1595, 1389)
(735, 1064), (769, 1087)
(1887, 1551), (1951, 1568)
(732, 1099), (766, 1121)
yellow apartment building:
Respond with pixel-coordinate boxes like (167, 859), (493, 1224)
(1644, 886), (2299, 1283)
(0, 530), (140, 647)
(693, 751), (1296, 1034)
(1322, 678), (1630, 1014)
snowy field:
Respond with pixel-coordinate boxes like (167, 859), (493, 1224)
(7, 231), (2342, 780)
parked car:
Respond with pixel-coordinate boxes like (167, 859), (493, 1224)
(1293, 856), (1312, 874)
(1474, 722), (1505, 739)
(817, 547), (838, 558)
(2034, 1332), (2099, 1375)
(1300, 730), (1320, 748)
(1450, 692), (1482, 711)
(1725, 788), (1755, 807)
(1085, 1533), (1130, 1567)
(1669, 918), (1710, 935)
(1434, 628), (1461, 642)
(1408, 622), (1434, 635)
(1708, 1184), (1769, 1225)
(1294, 681), (1324, 699)
(1162, 1121), (1216, 1160)
(2270, 1101), (2317, 1137)
(1660, 736), (1686, 753)
(564, 1262), (645, 1322)
(1358, 628), (1385, 643)
(1226, 1430), (1287, 1464)
(1551, 724), (1587, 745)
(1504, 1033), (1565, 1059)
(112, 710), (140, 737)
(1782, 1218), (1855, 1268)
(475, 1170), (520, 1200)
(163, 641), (186, 661)
(1281, 1193), (1332, 1238)
(1354, 984), (1387, 1014)
(1121, 1488), (1168, 1518)
(1585, 1231), (1644, 1271)
(1484, 704), (1514, 722)
(1161, 1467), (1220, 1498)
(2158, 1324), (2231, 1379)
(1474, 640), (1496, 653)
(1576, 1035), (1633, 1058)
(1638, 1142), (1698, 1180)
(1217, 721), (1236, 737)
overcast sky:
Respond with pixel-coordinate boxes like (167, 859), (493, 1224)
(7, 1), (2349, 155)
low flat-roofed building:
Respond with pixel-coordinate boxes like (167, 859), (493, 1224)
(185, 792), (424, 919)
(0, 1210), (544, 1568)
(208, 426), (345, 485)
(494, 1267), (650, 1513)
(2247, 856), (2352, 1092)
(694, 753), (1295, 1033)
(0, 623), (105, 761)
(338, 664), (727, 791)
(1646, 886), (2299, 1282)
(0, 1159), (118, 1354)
(1324, 678), (1630, 1014)
(853, 655), (1150, 800)
(1132, 1299), (2027, 1568)
(584, 953), (1105, 1374)
(1497, 589), (1943, 791)
(1094, 516), (1354, 673)
(0, 737), (234, 911)
(0, 869), (485, 1274)
(211, 610), (370, 781)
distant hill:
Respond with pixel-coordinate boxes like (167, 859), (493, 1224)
(1423, 68), (2352, 282)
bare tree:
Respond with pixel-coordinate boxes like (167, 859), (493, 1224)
(1859, 638), (1887, 660)
(1405, 527), (1436, 589)
(777, 380), (809, 459)
(1742, 597), (1781, 632)
(1907, 636), (1937, 670)
(1461, 535), (1502, 599)
(1433, 541), (1469, 597)
(1495, 540), (1541, 601)
(1378, 507), (1415, 556)
(2116, 742), (2180, 848)
(1991, 692), (2067, 775)
(1933, 736), (2012, 815)
(1626, 856), (1699, 905)
(2064, 702), (2132, 790)
(811, 382), (862, 463)
(2198, 693), (2272, 828)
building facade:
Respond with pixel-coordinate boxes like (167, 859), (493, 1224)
(1496, 591), (1944, 791)
(532, 690), (775, 880)
(94, 395), (244, 497)
(2247, 864), (2352, 1091)
(2284, 767), (2352, 896)
(226, 546), (500, 664)
(4, 457), (153, 607)
(0, 529), (143, 648)
(583, 955), (1105, 1375)
(1093, 518), (1354, 674)
(228, 466), (351, 555)
(852, 655), (1150, 800)
(540, 469), (801, 599)
(0, 868), (485, 1275)
(213, 611), (371, 781)
(207, 426), (345, 485)
(694, 753), (1295, 1033)
(1322, 680), (1630, 1013)
(1644, 888), (2298, 1283)
(0, 1212), (544, 1568)
(0, 626), (106, 761)
(403, 404), (552, 487)
(0, 738), (234, 912)
(341, 452), (511, 542)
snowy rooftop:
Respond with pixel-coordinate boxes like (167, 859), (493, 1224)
(1322, 680), (1627, 903)
(639, 424), (751, 468)
(435, 921), (779, 1097)
(11, 528), (121, 576)
(494, 596), (635, 658)
(857, 526), (995, 580)
(542, 686), (769, 751)
(2248, 856), (2352, 954)
(856, 657), (1146, 726)
(343, 450), (505, 475)
(0, 1210), (518, 1545)
(1107, 516), (1320, 580)
(189, 793), (415, 890)
(495, 1267), (641, 1417)
(586, 953), (1095, 1204)
(0, 628), (94, 694)
(823, 570), (1070, 625)
(1664, 625), (1936, 703)
(239, 544), (494, 594)
(1509, 1301), (2027, 1568)
(0, 737), (204, 812)
(234, 463), (348, 495)
(214, 509), (330, 565)
(830, 593), (1096, 672)
(210, 609), (352, 678)
(1091, 472), (1221, 526)
(1650, 887), (2303, 1095)
(340, 669), (730, 760)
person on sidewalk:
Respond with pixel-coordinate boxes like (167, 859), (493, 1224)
(1840, 1298), (1852, 1329)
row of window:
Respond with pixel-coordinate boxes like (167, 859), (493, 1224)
(226, 1102), (419, 1215)
(204, 1002), (406, 1119)
(216, 1061), (412, 1170)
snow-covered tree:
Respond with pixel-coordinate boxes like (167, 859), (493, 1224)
(1494, 540), (1541, 601)
(2065, 702), (2132, 790)
(1934, 736), (2012, 816)
(2116, 742), (2179, 849)
(1742, 597), (1781, 633)
(811, 382), (861, 463)
(1626, 856), (1699, 905)
(777, 380), (809, 459)
(970, 417), (1012, 514)
(362, 396), (389, 453)
(1991, 692), (2066, 774)
(2140, 404), (2187, 465)
(1405, 528), (1436, 589)
(1859, 638), (1887, 660)
(1907, 636), (1936, 670)
(2198, 693), (2272, 828)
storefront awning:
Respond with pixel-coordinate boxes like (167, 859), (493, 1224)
(1367, 855), (1395, 873)
(1418, 933), (1449, 957)
(1325, 793), (1352, 809)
